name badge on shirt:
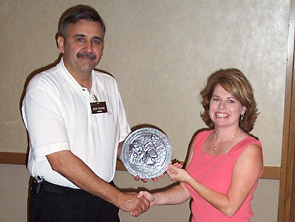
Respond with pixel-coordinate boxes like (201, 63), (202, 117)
(90, 101), (108, 114)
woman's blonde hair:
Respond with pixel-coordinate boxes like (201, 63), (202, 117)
(200, 68), (259, 132)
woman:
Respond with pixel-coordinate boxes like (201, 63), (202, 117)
(139, 69), (263, 221)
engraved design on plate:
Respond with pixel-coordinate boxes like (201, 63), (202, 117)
(121, 128), (172, 179)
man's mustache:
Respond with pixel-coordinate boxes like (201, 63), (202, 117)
(77, 52), (97, 60)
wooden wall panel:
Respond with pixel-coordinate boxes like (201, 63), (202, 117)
(0, 152), (281, 180)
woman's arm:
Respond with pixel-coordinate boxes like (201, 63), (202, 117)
(139, 182), (191, 207)
(167, 143), (263, 217)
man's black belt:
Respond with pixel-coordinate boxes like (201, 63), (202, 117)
(31, 177), (115, 195)
(31, 179), (86, 195)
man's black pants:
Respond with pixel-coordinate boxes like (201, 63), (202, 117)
(29, 179), (120, 222)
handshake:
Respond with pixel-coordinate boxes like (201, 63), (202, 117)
(118, 189), (153, 217)
(120, 162), (184, 217)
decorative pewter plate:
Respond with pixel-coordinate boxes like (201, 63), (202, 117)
(121, 127), (172, 179)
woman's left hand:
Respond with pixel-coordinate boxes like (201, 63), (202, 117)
(166, 162), (190, 182)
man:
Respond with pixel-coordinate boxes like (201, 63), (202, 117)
(22, 5), (149, 221)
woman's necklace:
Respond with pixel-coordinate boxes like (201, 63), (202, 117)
(213, 128), (240, 151)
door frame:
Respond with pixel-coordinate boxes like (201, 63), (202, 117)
(278, 0), (295, 221)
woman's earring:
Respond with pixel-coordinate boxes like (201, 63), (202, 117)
(240, 114), (245, 120)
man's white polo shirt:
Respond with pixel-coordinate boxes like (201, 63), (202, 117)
(22, 58), (130, 188)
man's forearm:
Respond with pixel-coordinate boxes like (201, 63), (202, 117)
(46, 150), (123, 206)
(46, 149), (150, 216)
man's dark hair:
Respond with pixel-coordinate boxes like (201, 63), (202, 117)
(59, 5), (106, 38)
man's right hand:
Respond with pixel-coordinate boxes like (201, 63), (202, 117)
(118, 192), (150, 217)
